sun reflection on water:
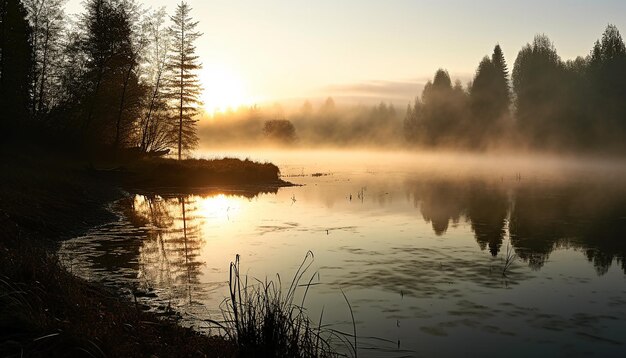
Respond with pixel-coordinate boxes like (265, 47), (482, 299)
(197, 194), (241, 221)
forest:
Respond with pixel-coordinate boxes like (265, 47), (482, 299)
(404, 28), (626, 152)
(3, 0), (626, 154)
(1, 0), (202, 159)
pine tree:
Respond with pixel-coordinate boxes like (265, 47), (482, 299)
(81, 0), (136, 143)
(468, 45), (511, 147)
(166, 1), (202, 160)
(491, 44), (510, 116)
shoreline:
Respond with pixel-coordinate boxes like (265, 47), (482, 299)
(0, 150), (292, 357)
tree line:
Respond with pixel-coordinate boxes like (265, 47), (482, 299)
(404, 25), (626, 152)
(0, 0), (202, 159)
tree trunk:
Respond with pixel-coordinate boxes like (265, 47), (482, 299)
(115, 62), (134, 148)
(142, 71), (162, 151)
(178, 25), (184, 160)
(37, 25), (50, 117)
(85, 65), (104, 131)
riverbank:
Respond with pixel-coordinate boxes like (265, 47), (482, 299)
(0, 150), (290, 357)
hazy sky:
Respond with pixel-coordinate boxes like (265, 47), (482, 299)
(65, 0), (626, 110)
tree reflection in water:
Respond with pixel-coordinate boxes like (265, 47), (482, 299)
(132, 195), (204, 308)
(407, 178), (626, 275)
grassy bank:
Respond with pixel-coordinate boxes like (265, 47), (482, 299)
(0, 149), (291, 357)
(88, 154), (289, 189)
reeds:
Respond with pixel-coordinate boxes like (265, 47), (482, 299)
(215, 252), (352, 357)
(502, 243), (517, 277)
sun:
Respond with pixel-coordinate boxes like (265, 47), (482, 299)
(200, 65), (253, 114)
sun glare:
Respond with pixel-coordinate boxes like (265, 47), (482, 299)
(200, 65), (253, 114)
(197, 194), (240, 221)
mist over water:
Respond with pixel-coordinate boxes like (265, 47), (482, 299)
(60, 149), (626, 357)
(6, 0), (626, 355)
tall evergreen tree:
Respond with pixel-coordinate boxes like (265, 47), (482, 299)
(112, 0), (146, 148)
(490, 44), (511, 118)
(469, 57), (497, 127)
(0, 0), (33, 127)
(166, 1), (202, 160)
(468, 45), (510, 147)
(80, 0), (137, 145)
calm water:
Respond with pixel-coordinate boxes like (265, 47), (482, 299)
(59, 150), (626, 357)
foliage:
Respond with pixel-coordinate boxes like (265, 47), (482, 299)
(467, 45), (511, 147)
(166, 1), (202, 160)
(263, 119), (297, 143)
(0, 0), (33, 128)
(512, 35), (566, 146)
(140, 7), (174, 153)
(23, 0), (66, 118)
(404, 69), (469, 146)
(402, 25), (626, 152)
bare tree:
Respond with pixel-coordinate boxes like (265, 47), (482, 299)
(139, 7), (172, 153)
(24, 0), (66, 118)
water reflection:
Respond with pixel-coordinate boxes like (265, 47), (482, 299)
(133, 195), (204, 306)
(406, 179), (626, 274)
(59, 171), (626, 355)
(509, 184), (626, 274)
(467, 183), (508, 257)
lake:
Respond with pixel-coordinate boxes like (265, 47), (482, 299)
(59, 150), (626, 357)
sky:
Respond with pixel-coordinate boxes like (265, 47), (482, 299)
(65, 0), (626, 111)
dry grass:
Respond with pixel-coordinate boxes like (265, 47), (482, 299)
(213, 252), (351, 358)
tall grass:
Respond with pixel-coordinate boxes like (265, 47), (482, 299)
(215, 252), (353, 357)
(502, 243), (517, 277)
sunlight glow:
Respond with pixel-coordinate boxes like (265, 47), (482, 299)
(200, 65), (254, 114)
(197, 194), (240, 221)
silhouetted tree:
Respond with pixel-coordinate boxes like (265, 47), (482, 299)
(403, 97), (422, 143)
(140, 7), (173, 153)
(491, 44), (511, 117)
(23, 0), (65, 118)
(588, 24), (626, 144)
(0, 0), (33, 127)
(512, 35), (566, 147)
(112, 0), (147, 149)
(469, 57), (498, 145)
(262, 119), (296, 143)
(166, 1), (202, 160)
(79, 0), (140, 146)
(468, 45), (511, 147)
(420, 70), (468, 146)
(559, 56), (591, 147)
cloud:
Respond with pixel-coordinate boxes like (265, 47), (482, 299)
(324, 79), (425, 103)
(265, 73), (474, 109)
